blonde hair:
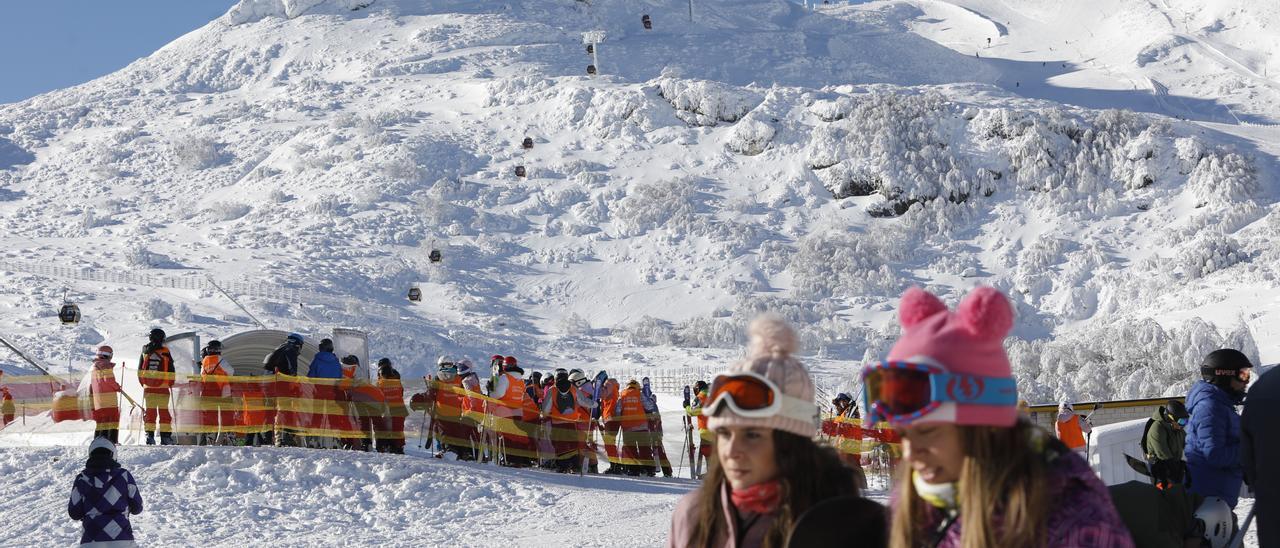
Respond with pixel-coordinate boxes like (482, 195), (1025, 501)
(889, 419), (1051, 548)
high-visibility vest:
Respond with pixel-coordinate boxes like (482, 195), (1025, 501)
(138, 346), (174, 388)
(201, 355), (232, 393)
(616, 387), (647, 430)
(433, 376), (470, 417)
(1056, 415), (1087, 449)
(548, 386), (582, 422)
(600, 381), (620, 422)
(379, 378), (408, 418)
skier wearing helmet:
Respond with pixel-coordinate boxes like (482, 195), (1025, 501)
(90, 346), (122, 443)
(137, 328), (174, 446)
(870, 287), (1131, 547)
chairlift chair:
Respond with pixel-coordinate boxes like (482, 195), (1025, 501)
(58, 303), (81, 325)
(407, 287), (422, 302)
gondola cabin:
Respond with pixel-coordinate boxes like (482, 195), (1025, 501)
(515, 165), (527, 177)
(586, 64), (597, 75)
(642, 15), (652, 30)
(586, 44), (594, 55)
(58, 303), (81, 325)
(407, 287), (422, 302)
(522, 137), (534, 149)
(428, 249), (443, 263)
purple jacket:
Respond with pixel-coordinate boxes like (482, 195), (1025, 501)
(908, 450), (1134, 547)
(668, 482), (776, 548)
(68, 465), (143, 546)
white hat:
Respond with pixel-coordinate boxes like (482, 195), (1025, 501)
(89, 437), (116, 456)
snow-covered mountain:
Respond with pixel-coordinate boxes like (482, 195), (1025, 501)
(0, 0), (1277, 402)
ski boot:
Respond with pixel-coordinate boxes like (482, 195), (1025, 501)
(145, 431), (156, 445)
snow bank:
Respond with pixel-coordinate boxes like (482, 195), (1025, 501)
(0, 445), (693, 546)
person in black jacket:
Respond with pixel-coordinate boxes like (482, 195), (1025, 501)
(263, 333), (304, 376)
(1242, 366), (1278, 547)
(263, 333), (304, 446)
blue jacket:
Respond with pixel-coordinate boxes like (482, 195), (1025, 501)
(68, 462), (143, 545)
(1184, 380), (1244, 507)
(307, 352), (342, 379)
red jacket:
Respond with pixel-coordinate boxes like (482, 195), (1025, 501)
(90, 358), (122, 424)
(138, 346), (174, 388)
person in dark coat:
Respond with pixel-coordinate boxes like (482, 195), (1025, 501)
(263, 333), (304, 446)
(68, 438), (143, 547)
(1143, 400), (1189, 489)
(1185, 349), (1252, 508)
(1242, 366), (1278, 546)
(1107, 481), (1203, 548)
(263, 333), (304, 376)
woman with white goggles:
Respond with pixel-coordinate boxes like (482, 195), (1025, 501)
(668, 315), (886, 548)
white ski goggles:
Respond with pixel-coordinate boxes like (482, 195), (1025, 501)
(707, 370), (818, 423)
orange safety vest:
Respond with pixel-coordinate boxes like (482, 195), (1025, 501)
(242, 387), (266, 427)
(693, 391), (709, 431)
(379, 378), (408, 418)
(616, 386), (648, 430)
(138, 346), (174, 388)
(1056, 415), (1087, 449)
(201, 355), (231, 392)
(599, 380), (620, 422)
(433, 376), (469, 417)
(548, 385), (584, 422)
(495, 373), (525, 414)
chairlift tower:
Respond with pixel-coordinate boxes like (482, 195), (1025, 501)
(582, 31), (606, 77)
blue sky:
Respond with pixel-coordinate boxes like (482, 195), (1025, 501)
(0, 1), (238, 104)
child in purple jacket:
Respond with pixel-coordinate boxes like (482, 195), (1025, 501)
(68, 438), (143, 547)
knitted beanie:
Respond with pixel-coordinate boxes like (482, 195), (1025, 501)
(707, 314), (819, 439)
(882, 286), (1018, 427)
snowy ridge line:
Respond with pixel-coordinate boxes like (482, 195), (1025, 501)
(0, 259), (405, 321)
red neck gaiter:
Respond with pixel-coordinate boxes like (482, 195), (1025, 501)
(729, 480), (781, 515)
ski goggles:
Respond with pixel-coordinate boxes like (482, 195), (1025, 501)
(1175, 417), (1188, 427)
(861, 359), (1018, 425)
(707, 371), (818, 422)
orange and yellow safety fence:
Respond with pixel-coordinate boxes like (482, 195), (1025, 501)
(819, 414), (903, 467)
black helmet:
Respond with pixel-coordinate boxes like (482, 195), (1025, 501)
(693, 380), (709, 393)
(1201, 349), (1252, 385)
(318, 338), (334, 353)
(149, 328), (166, 342)
(341, 355), (359, 366)
(1165, 400), (1189, 422)
(206, 340), (223, 353)
(377, 357), (392, 368)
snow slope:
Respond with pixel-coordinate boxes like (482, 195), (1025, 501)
(0, 0), (1276, 405)
(874, 0), (1280, 125)
(0, 445), (696, 547)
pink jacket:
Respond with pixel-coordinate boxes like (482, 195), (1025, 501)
(668, 482), (776, 548)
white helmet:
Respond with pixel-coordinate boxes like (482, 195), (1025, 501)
(1194, 497), (1233, 548)
(437, 355), (455, 367)
(457, 358), (474, 376)
(89, 437), (116, 457)
(568, 370), (588, 385)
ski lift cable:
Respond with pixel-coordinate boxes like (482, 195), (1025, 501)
(205, 275), (270, 330)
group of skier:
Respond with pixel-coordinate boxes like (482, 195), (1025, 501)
(52, 286), (1278, 547)
(410, 354), (682, 476)
(85, 329), (410, 454)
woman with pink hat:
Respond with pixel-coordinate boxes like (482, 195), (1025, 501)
(865, 287), (1133, 547)
(668, 315), (885, 548)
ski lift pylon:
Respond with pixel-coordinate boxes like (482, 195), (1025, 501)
(407, 286), (422, 302)
(642, 14), (652, 30)
(58, 302), (81, 325)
